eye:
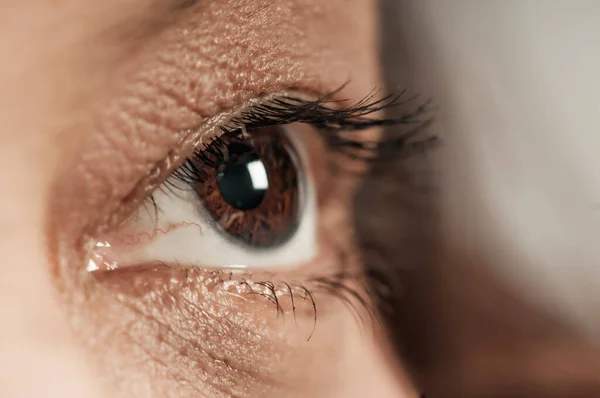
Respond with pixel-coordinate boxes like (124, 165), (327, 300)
(86, 91), (418, 273)
(89, 119), (318, 271)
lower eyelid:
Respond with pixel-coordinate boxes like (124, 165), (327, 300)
(92, 244), (370, 322)
(89, 266), (316, 392)
(89, 258), (371, 381)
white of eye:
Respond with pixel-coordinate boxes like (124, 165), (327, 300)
(89, 127), (317, 271)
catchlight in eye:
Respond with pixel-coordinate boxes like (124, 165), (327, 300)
(88, 123), (317, 272)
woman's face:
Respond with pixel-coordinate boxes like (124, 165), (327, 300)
(3, 1), (600, 398)
(0, 1), (413, 397)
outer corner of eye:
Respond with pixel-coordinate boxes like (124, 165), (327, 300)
(88, 120), (322, 272)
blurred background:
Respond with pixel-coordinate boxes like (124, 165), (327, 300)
(360, 1), (600, 396)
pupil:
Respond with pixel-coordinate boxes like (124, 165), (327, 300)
(216, 144), (268, 211)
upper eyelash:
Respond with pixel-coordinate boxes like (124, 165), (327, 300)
(164, 86), (435, 191)
(232, 85), (433, 138)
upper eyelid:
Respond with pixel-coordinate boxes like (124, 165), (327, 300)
(89, 91), (330, 229)
(138, 90), (399, 219)
(79, 87), (424, 237)
(149, 89), (433, 224)
(165, 88), (420, 185)
(138, 86), (426, 191)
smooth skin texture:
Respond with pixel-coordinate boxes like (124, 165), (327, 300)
(0, 1), (412, 398)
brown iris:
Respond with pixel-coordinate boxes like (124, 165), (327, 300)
(192, 126), (301, 247)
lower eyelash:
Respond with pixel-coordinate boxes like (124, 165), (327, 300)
(173, 267), (372, 341)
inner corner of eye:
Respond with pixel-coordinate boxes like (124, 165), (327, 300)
(87, 120), (322, 274)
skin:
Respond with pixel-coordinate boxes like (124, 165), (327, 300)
(0, 1), (411, 397)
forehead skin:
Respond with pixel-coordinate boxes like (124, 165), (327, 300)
(0, 1), (412, 398)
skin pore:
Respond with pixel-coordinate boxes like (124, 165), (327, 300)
(0, 1), (412, 397)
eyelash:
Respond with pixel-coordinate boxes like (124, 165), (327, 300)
(143, 86), (434, 336)
(158, 86), (434, 197)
